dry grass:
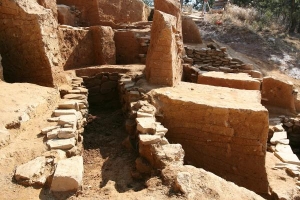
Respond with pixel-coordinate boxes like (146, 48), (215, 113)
(222, 4), (258, 26)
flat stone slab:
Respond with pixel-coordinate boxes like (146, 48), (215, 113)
(197, 72), (261, 90)
(275, 144), (294, 154)
(136, 117), (156, 134)
(41, 126), (60, 135)
(139, 134), (162, 145)
(275, 152), (300, 165)
(58, 115), (77, 126)
(58, 100), (80, 110)
(270, 131), (287, 144)
(14, 156), (47, 186)
(51, 156), (83, 192)
(57, 128), (76, 139)
(63, 94), (87, 100)
(53, 109), (77, 117)
(47, 138), (76, 150)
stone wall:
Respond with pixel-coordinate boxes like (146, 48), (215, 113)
(58, 25), (116, 70)
(150, 82), (269, 193)
(0, 0), (66, 87)
(57, 0), (150, 27)
(262, 76), (297, 114)
(114, 29), (150, 64)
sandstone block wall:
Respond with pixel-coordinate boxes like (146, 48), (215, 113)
(58, 26), (116, 70)
(262, 76), (297, 113)
(0, 0), (66, 87)
(151, 82), (269, 193)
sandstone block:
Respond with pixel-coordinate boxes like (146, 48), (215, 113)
(57, 5), (75, 26)
(43, 150), (67, 164)
(63, 94), (87, 100)
(275, 144), (293, 154)
(270, 131), (287, 144)
(41, 126), (60, 135)
(136, 117), (156, 134)
(197, 72), (261, 90)
(175, 172), (192, 194)
(58, 128), (76, 139)
(53, 109), (77, 117)
(275, 152), (300, 165)
(51, 156), (83, 192)
(14, 157), (47, 186)
(47, 138), (76, 150)
(262, 76), (296, 113)
(58, 101), (80, 110)
(47, 129), (59, 139)
(139, 135), (162, 145)
(58, 115), (77, 127)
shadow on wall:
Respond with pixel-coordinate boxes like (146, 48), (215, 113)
(0, 54), (3, 81)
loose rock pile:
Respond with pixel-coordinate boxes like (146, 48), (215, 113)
(14, 77), (88, 192)
(269, 116), (300, 184)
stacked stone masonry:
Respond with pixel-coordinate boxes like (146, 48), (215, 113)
(14, 77), (87, 191)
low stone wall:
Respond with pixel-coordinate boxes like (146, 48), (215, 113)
(81, 72), (120, 105)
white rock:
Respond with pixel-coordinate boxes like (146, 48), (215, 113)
(53, 109), (77, 117)
(160, 137), (169, 145)
(274, 152), (300, 165)
(139, 135), (162, 145)
(0, 129), (10, 147)
(58, 128), (76, 139)
(43, 150), (67, 164)
(58, 101), (80, 110)
(47, 129), (59, 139)
(275, 144), (294, 154)
(47, 117), (59, 122)
(277, 139), (290, 145)
(270, 131), (287, 144)
(14, 156), (47, 186)
(41, 126), (60, 135)
(137, 111), (154, 118)
(51, 156), (83, 192)
(175, 172), (191, 194)
(47, 138), (76, 150)
(58, 115), (77, 126)
(136, 117), (156, 134)
(273, 124), (284, 132)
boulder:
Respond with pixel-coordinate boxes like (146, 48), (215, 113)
(14, 157), (48, 186)
(51, 156), (83, 192)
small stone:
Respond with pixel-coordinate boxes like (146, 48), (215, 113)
(58, 128), (76, 139)
(139, 135), (162, 145)
(47, 129), (59, 139)
(58, 115), (77, 126)
(175, 172), (191, 194)
(53, 109), (77, 117)
(47, 117), (59, 122)
(51, 156), (84, 192)
(42, 150), (67, 164)
(137, 111), (154, 118)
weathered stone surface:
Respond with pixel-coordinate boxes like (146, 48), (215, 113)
(0, 0), (67, 87)
(275, 152), (300, 165)
(197, 72), (261, 90)
(145, 10), (182, 86)
(57, 0), (150, 27)
(0, 129), (10, 147)
(51, 156), (83, 192)
(262, 76), (296, 113)
(57, 128), (76, 139)
(270, 131), (287, 144)
(139, 135), (162, 145)
(41, 126), (60, 135)
(150, 82), (269, 193)
(182, 16), (202, 44)
(47, 129), (59, 139)
(57, 5), (75, 26)
(162, 165), (264, 200)
(38, 0), (58, 19)
(275, 144), (293, 154)
(47, 138), (76, 150)
(14, 157), (47, 186)
(175, 172), (191, 194)
(90, 26), (116, 65)
(136, 117), (156, 134)
(63, 94), (87, 100)
(53, 109), (77, 117)
(58, 115), (77, 126)
(43, 150), (67, 164)
(135, 157), (152, 174)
